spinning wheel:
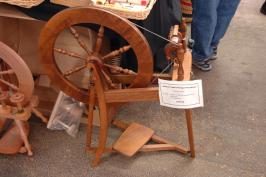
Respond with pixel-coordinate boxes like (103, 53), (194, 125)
(39, 6), (195, 167)
(0, 42), (48, 156)
(0, 42), (34, 106)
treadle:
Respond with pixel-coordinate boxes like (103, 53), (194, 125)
(0, 117), (7, 133)
(0, 121), (30, 155)
(113, 122), (154, 157)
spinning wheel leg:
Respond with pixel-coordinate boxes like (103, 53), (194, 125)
(86, 77), (96, 148)
(87, 63), (109, 167)
(14, 120), (33, 156)
(185, 109), (195, 157)
(92, 114), (108, 167)
(18, 147), (27, 153)
(87, 93), (110, 166)
(31, 107), (48, 125)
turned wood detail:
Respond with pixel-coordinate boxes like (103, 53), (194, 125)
(95, 25), (104, 54)
(102, 45), (131, 60)
(104, 63), (137, 75)
(31, 107), (48, 125)
(9, 93), (29, 117)
(10, 93), (25, 114)
(0, 78), (18, 91)
(180, 18), (187, 52)
(0, 69), (14, 75)
(53, 47), (86, 60)
(101, 69), (116, 89)
(164, 25), (182, 61)
(14, 120), (33, 156)
(62, 65), (87, 76)
(69, 26), (91, 55)
(0, 61), (10, 91)
(165, 23), (188, 81)
(180, 18), (187, 39)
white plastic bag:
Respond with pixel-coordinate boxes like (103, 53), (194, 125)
(48, 93), (84, 137)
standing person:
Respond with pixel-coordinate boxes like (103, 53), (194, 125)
(190, 0), (241, 71)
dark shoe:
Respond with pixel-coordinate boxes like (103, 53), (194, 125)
(210, 46), (217, 60)
(192, 57), (212, 71)
(188, 39), (217, 60)
(188, 38), (194, 49)
(261, 1), (266, 15)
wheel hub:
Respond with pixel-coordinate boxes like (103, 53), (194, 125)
(86, 52), (103, 69)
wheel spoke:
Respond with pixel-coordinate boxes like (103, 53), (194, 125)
(103, 63), (137, 75)
(62, 65), (87, 77)
(0, 78), (18, 91)
(69, 27), (91, 55)
(0, 69), (14, 75)
(101, 69), (116, 89)
(102, 45), (131, 60)
(95, 25), (104, 54)
(54, 48), (86, 60)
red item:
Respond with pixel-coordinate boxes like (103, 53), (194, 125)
(141, 0), (147, 6)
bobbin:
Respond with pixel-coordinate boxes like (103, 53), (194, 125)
(10, 93), (28, 117)
(52, 115), (77, 135)
(0, 91), (11, 114)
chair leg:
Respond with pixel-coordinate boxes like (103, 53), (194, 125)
(14, 120), (34, 156)
(185, 109), (195, 157)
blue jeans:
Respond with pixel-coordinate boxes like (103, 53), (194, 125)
(191, 0), (241, 59)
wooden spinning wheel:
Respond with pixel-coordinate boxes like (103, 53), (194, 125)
(39, 6), (195, 167)
(38, 6), (154, 105)
(0, 42), (34, 106)
(0, 42), (48, 156)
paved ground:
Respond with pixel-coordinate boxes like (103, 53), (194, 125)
(0, 0), (266, 176)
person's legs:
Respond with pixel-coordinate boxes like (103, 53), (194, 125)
(211, 0), (241, 47)
(191, 0), (220, 60)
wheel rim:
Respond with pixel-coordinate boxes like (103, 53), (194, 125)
(38, 6), (153, 104)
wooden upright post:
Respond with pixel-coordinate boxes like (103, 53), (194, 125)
(177, 43), (185, 81)
(185, 109), (195, 157)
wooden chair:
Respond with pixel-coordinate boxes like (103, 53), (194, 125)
(0, 42), (48, 156)
(38, 6), (195, 166)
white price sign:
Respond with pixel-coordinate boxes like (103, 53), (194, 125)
(158, 79), (204, 109)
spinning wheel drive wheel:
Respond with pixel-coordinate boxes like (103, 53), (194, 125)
(0, 42), (34, 106)
(38, 6), (154, 105)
